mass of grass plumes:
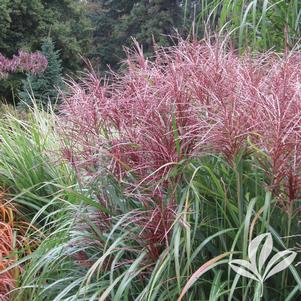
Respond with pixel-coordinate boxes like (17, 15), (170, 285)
(61, 39), (301, 216)
(0, 39), (300, 300)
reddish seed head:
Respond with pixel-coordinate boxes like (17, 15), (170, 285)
(60, 38), (301, 213)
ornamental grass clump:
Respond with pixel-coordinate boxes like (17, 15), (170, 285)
(60, 38), (301, 213)
(255, 53), (301, 214)
(60, 40), (300, 233)
(59, 38), (301, 278)
(0, 192), (19, 301)
(10, 37), (301, 301)
(0, 222), (16, 301)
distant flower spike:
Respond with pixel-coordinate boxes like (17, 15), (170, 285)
(0, 51), (47, 78)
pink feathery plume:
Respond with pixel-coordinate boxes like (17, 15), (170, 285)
(255, 53), (301, 213)
(0, 51), (47, 78)
(60, 38), (301, 215)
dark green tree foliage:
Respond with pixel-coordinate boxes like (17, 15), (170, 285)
(0, 0), (92, 102)
(88, 0), (183, 70)
(19, 38), (63, 109)
(0, 0), (92, 72)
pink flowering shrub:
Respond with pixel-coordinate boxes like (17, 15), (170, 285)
(0, 51), (47, 78)
(60, 38), (301, 216)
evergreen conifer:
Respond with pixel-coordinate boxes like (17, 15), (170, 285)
(19, 38), (63, 109)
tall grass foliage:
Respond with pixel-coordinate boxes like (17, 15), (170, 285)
(190, 0), (301, 52)
(1, 38), (301, 300)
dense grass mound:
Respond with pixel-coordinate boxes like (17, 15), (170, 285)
(1, 39), (300, 300)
